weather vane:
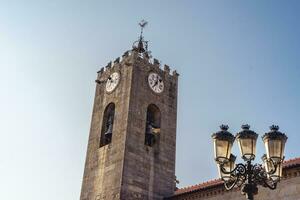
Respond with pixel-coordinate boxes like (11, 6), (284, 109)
(132, 20), (150, 55)
(139, 20), (148, 38)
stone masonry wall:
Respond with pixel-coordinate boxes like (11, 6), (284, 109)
(80, 51), (179, 200)
(120, 52), (178, 200)
(80, 54), (134, 200)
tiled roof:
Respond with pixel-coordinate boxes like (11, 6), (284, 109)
(174, 157), (300, 196)
(283, 157), (300, 168)
(174, 178), (223, 195)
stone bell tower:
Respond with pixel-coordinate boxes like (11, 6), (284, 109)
(80, 21), (179, 200)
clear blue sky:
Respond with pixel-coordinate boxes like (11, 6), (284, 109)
(1, 1), (300, 199)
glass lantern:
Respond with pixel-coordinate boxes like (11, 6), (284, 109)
(236, 124), (258, 161)
(262, 125), (287, 164)
(212, 125), (235, 163)
(262, 154), (283, 182)
(270, 161), (283, 182)
(218, 154), (236, 181)
(262, 154), (273, 174)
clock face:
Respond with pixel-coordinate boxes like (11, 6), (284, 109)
(106, 72), (120, 93)
(148, 72), (164, 93)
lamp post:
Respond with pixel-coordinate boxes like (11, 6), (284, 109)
(212, 124), (287, 200)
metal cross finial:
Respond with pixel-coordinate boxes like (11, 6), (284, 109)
(139, 20), (148, 38)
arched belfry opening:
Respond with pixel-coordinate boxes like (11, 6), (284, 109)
(145, 104), (161, 146)
(100, 103), (115, 147)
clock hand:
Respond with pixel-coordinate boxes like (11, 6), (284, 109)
(153, 79), (158, 87)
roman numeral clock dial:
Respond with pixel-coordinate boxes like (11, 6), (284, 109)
(148, 72), (164, 93)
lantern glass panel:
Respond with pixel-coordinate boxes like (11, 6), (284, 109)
(262, 156), (275, 175)
(265, 139), (284, 163)
(214, 139), (232, 163)
(218, 163), (230, 181)
(270, 162), (282, 182)
(238, 138), (256, 160)
(218, 159), (235, 181)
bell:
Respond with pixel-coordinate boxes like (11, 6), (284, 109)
(152, 127), (160, 134)
(146, 121), (153, 134)
(145, 121), (155, 146)
(104, 120), (113, 143)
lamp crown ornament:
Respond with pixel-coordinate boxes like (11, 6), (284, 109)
(236, 125), (258, 140)
(270, 125), (279, 131)
(241, 124), (250, 130)
(262, 125), (287, 142)
(220, 124), (229, 131)
(212, 124), (235, 143)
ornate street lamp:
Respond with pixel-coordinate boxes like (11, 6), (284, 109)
(212, 125), (288, 200)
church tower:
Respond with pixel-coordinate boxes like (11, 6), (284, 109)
(80, 22), (179, 200)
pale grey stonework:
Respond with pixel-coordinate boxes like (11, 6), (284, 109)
(80, 50), (178, 200)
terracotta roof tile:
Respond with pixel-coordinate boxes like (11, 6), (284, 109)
(174, 179), (223, 195)
(283, 157), (300, 168)
(174, 157), (300, 196)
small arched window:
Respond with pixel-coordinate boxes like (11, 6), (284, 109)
(145, 104), (161, 146)
(100, 103), (115, 147)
